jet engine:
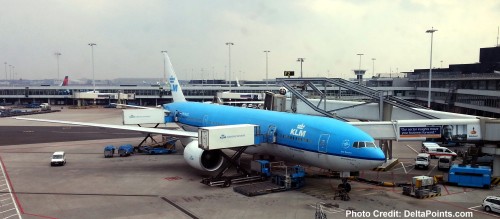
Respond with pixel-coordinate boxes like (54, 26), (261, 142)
(183, 140), (224, 172)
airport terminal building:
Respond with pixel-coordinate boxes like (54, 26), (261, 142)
(1, 46), (499, 118)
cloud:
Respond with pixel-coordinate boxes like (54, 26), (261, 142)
(0, 0), (499, 81)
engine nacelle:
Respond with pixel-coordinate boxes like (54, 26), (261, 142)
(183, 140), (224, 172)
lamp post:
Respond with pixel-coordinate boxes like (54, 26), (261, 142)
(264, 50), (270, 86)
(356, 54), (364, 71)
(297, 58), (305, 78)
(11, 66), (14, 80)
(9, 65), (12, 80)
(426, 27), (437, 108)
(4, 62), (6, 80)
(55, 52), (62, 80)
(161, 50), (167, 85)
(371, 58), (376, 77)
(226, 42), (234, 91)
(88, 43), (97, 93)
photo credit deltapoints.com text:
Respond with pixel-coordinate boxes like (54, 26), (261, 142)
(346, 210), (473, 218)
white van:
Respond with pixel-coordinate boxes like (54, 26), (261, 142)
(415, 153), (431, 170)
(421, 142), (440, 153)
(427, 147), (457, 159)
(437, 156), (452, 170)
(51, 151), (66, 166)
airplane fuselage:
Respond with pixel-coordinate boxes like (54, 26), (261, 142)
(165, 102), (386, 171)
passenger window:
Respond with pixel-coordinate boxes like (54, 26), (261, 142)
(437, 149), (443, 152)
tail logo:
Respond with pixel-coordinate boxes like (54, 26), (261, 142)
(169, 76), (178, 92)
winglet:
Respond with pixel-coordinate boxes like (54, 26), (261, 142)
(164, 52), (186, 102)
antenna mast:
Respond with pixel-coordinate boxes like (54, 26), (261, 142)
(497, 26), (499, 47)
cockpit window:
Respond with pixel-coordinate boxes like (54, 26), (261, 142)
(353, 141), (378, 148)
(365, 142), (377, 148)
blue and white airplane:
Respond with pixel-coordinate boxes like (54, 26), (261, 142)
(16, 53), (385, 176)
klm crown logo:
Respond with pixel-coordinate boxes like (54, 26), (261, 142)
(290, 123), (307, 137)
(169, 76), (176, 84)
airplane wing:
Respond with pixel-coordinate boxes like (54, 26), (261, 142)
(14, 117), (197, 138)
(112, 103), (168, 111)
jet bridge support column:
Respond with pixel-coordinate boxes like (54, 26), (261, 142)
(379, 96), (393, 160)
(480, 118), (500, 177)
(379, 140), (392, 160)
(494, 155), (500, 177)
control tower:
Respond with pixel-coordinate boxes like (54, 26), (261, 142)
(353, 69), (366, 84)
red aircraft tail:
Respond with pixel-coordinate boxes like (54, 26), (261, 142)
(60, 76), (69, 86)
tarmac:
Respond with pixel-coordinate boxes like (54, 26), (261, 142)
(0, 107), (499, 219)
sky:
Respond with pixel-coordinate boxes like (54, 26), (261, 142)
(1, 0), (499, 82)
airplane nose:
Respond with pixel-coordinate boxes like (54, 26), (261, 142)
(374, 148), (386, 161)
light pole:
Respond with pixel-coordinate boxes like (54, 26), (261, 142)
(88, 43), (97, 93)
(226, 42), (234, 91)
(161, 50), (167, 85)
(357, 54), (364, 71)
(264, 50), (270, 86)
(212, 67), (215, 85)
(11, 66), (15, 80)
(426, 27), (437, 108)
(9, 65), (12, 80)
(440, 60), (443, 68)
(55, 52), (61, 80)
(371, 58), (376, 77)
(297, 58), (305, 78)
(4, 62), (6, 80)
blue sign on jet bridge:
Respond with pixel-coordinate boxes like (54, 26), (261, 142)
(399, 126), (441, 138)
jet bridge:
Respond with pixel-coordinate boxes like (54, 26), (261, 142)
(350, 118), (500, 177)
(277, 77), (439, 121)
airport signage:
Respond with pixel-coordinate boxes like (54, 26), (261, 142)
(399, 126), (441, 138)
(284, 71), (295, 76)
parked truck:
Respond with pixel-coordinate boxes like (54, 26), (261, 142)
(444, 164), (491, 188)
(198, 124), (258, 150)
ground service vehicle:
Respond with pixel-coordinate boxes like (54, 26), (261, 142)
(415, 153), (430, 170)
(402, 176), (440, 199)
(427, 146), (457, 159)
(438, 156), (452, 170)
(104, 145), (115, 158)
(51, 151), (66, 166)
(118, 144), (134, 157)
(482, 196), (500, 213)
(445, 164), (491, 188)
(147, 147), (175, 155)
(421, 142), (440, 153)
